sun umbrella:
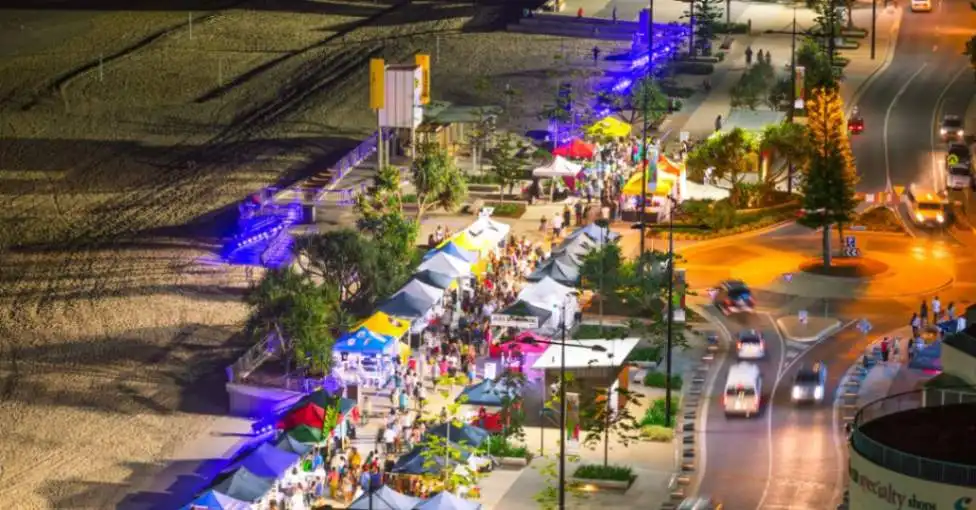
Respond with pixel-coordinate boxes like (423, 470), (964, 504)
(287, 424), (324, 444)
(586, 116), (632, 138)
(277, 403), (325, 430)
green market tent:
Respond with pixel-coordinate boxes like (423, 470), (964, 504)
(287, 424), (324, 444)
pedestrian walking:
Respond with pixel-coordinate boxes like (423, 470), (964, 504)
(910, 312), (921, 338)
(880, 337), (890, 363)
(612, 4), (617, 21)
(577, 7), (584, 17)
(563, 204), (572, 230)
(745, 45), (753, 65)
(920, 300), (929, 328)
(592, 45), (601, 64)
(715, 114), (723, 132)
(932, 296), (942, 323)
(756, 49), (764, 64)
(574, 200), (583, 225)
(948, 302), (957, 321)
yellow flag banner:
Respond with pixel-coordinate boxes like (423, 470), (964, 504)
(369, 58), (385, 110)
(415, 54), (431, 105)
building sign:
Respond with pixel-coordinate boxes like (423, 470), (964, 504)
(794, 65), (806, 109)
(369, 58), (385, 110)
(415, 53), (430, 105)
(849, 450), (976, 510)
(490, 314), (538, 329)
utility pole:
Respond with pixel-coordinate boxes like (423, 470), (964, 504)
(870, 0), (877, 60)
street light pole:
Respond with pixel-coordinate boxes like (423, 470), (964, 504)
(664, 196), (676, 427)
(870, 0), (877, 60)
(827, 0), (836, 69)
(787, 6), (797, 195)
(558, 299), (568, 510)
(639, 86), (648, 282)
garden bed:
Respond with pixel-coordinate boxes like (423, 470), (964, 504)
(481, 202), (526, 218)
(841, 27), (868, 39)
(643, 372), (683, 390)
(852, 206), (905, 233)
(484, 436), (532, 468)
(572, 464), (637, 490)
(574, 323), (628, 340)
(650, 200), (800, 240)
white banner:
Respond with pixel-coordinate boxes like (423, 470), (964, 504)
(491, 314), (538, 329)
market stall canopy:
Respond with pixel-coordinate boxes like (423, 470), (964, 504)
(413, 491), (483, 510)
(499, 300), (554, 326)
(533, 338), (639, 370)
(184, 490), (251, 510)
(334, 327), (397, 355)
(526, 258), (579, 286)
(410, 269), (455, 289)
(532, 156), (583, 178)
(425, 241), (478, 263)
(553, 138), (596, 159)
(277, 403), (324, 430)
(445, 231), (484, 253)
(658, 154), (684, 176)
(391, 447), (471, 475)
(552, 238), (594, 260)
(566, 223), (620, 244)
(550, 250), (583, 268)
(457, 379), (515, 407)
(417, 252), (472, 278)
(683, 180), (730, 201)
(298, 389), (356, 417)
(622, 170), (675, 196)
(518, 277), (577, 308)
(211, 467), (275, 503)
(275, 434), (313, 455)
(358, 312), (411, 339)
(427, 422), (490, 447)
(379, 290), (438, 319)
(286, 424), (324, 444)
(586, 116), (632, 139)
(466, 217), (511, 244)
(347, 485), (420, 510)
(908, 340), (942, 371)
(224, 442), (299, 480)
(396, 278), (446, 304)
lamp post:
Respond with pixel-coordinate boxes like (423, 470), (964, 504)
(664, 195), (677, 427)
(870, 0), (877, 60)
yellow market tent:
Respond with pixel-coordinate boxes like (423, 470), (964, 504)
(586, 116), (632, 138)
(450, 231), (485, 253)
(622, 170), (675, 196)
(357, 312), (410, 339)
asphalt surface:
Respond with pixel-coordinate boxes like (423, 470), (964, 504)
(851, 0), (975, 194)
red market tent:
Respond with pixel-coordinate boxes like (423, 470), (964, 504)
(276, 403), (324, 431)
(553, 139), (596, 159)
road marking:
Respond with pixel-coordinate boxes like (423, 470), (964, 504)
(756, 317), (857, 510)
(883, 64), (928, 191)
(695, 309), (735, 497)
(929, 65), (970, 190)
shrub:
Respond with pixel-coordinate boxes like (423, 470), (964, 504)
(574, 324), (627, 339)
(466, 173), (501, 185)
(705, 200), (736, 230)
(640, 396), (680, 427)
(486, 202), (525, 218)
(643, 372), (683, 389)
(574, 464), (634, 481)
(628, 346), (662, 363)
(661, 82), (696, 98)
(483, 435), (530, 459)
(713, 21), (749, 34)
(715, 51), (726, 62)
(854, 206), (904, 233)
(672, 61), (715, 75)
(641, 425), (674, 442)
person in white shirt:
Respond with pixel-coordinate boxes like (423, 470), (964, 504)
(552, 212), (564, 238)
(383, 426), (396, 454)
(931, 296), (941, 323)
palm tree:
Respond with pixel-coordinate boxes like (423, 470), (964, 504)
(685, 128), (759, 207)
(760, 122), (813, 195)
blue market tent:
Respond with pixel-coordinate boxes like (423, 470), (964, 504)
(391, 447), (471, 475)
(427, 422), (489, 448)
(224, 442), (299, 480)
(457, 379), (511, 407)
(567, 223), (619, 244)
(908, 340), (943, 372)
(211, 466), (275, 503)
(414, 491), (483, 510)
(411, 269), (455, 289)
(347, 485), (420, 510)
(275, 433), (313, 455)
(378, 290), (436, 319)
(334, 327), (397, 355)
(426, 242), (478, 263)
(183, 490), (251, 510)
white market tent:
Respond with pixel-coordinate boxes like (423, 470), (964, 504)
(466, 217), (511, 247)
(532, 156), (583, 178)
(395, 278), (444, 303)
(532, 338), (640, 370)
(554, 236), (596, 259)
(518, 276), (577, 309)
(684, 180), (731, 201)
(417, 251), (471, 278)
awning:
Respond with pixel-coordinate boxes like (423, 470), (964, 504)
(391, 447), (471, 475)
(286, 424), (324, 444)
(357, 312), (411, 339)
(378, 290), (437, 319)
(414, 491), (483, 510)
(532, 156), (584, 177)
(410, 269), (455, 289)
(223, 442), (299, 480)
(417, 252), (472, 278)
(457, 379), (516, 407)
(553, 138), (595, 159)
(586, 116), (632, 138)
(395, 278), (445, 304)
(566, 223), (619, 244)
(277, 403), (324, 430)
(499, 300), (554, 325)
(426, 241), (478, 263)
(533, 338), (640, 370)
(526, 258), (579, 286)
(334, 327), (397, 355)
(426, 422), (490, 447)
(518, 277), (577, 309)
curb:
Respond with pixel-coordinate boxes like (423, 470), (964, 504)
(846, 6), (903, 116)
(775, 318), (844, 343)
(675, 218), (798, 255)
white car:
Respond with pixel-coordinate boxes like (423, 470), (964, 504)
(911, 0), (932, 11)
(736, 330), (766, 360)
(946, 164), (973, 191)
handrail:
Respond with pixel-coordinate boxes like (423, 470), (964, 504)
(850, 386), (976, 487)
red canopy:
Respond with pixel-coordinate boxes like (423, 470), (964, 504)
(471, 411), (505, 433)
(277, 403), (325, 430)
(553, 139), (595, 159)
(489, 331), (552, 358)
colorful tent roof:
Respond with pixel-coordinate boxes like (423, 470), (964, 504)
(658, 154), (684, 176)
(277, 403), (324, 430)
(211, 466), (275, 503)
(297, 390), (357, 416)
(498, 300), (554, 325)
(335, 327), (397, 355)
(357, 312), (411, 339)
(457, 379), (515, 407)
(410, 269), (455, 289)
(225, 442), (300, 480)
(553, 138), (595, 159)
(532, 156), (584, 178)
(287, 424), (324, 444)
(426, 242), (478, 263)
(347, 485), (421, 510)
(414, 491), (483, 510)
(566, 223), (619, 244)
(622, 169), (675, 196)
(449, 231), (483, 252)
(417, 252), (472, 278)
(275, 433), (313, 455)
(586, 116), (632, 138)
(184, 490), (252, 510)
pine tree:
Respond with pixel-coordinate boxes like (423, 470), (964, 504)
(806, 86), (859, 243)
(797, 142), (857, 268)
(682, 0), (723, 55)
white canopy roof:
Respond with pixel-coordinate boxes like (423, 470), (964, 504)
(395, 278), (444, 303)
(532, 156), (583, 178)
(532, 338), (640, 369)
(417, 251), (471, 278)
(558, 235), (597, 255)
(465, 217), (511, 247)
(517, 277), (577, 308)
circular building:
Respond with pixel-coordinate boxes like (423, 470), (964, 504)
(848, 388), (976, 509)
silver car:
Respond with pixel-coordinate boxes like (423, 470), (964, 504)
(791, 363), (827, 404)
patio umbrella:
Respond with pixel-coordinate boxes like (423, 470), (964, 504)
(277, 404), (325, 431)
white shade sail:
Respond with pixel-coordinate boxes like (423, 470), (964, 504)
(532, 156), (584, 177)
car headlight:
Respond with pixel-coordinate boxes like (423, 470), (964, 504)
(814, 387), (824, 400)
(937, 213), (945, 223)
(915, 212), (925, 222)
(792, 387), (802, 400)
(958, 130), (965, 137)
(941, 128), (948, 135)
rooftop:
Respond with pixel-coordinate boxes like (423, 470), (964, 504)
(858, 403), (976, 465)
